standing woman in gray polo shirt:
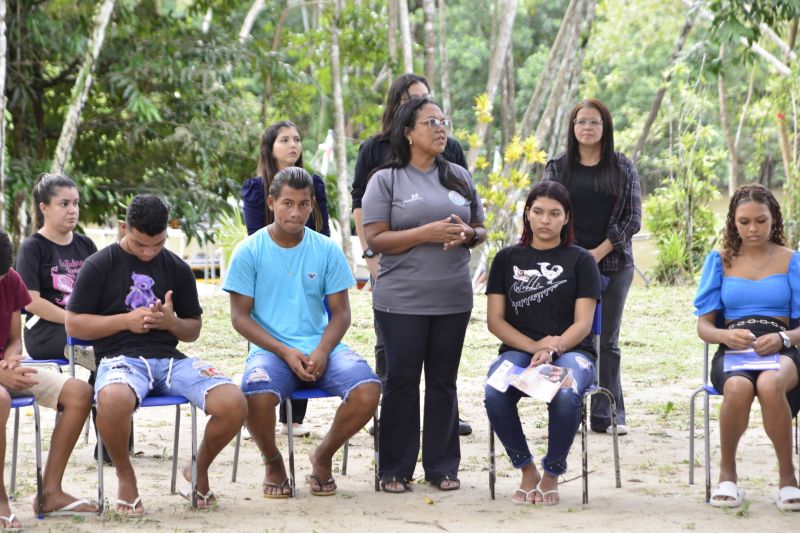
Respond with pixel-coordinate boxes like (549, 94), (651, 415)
(362, 98), (486, 493)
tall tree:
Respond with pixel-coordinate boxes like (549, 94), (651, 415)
(397, 0), (413, 73)
(50, 0), (116, 174)
(239, 0), (266, 42)
(0, 0), (6, 229)
(716, 44), (740, 196)
(422, 0), (436, 86)
(466, 0), (517, 168)
(330, 0), (353, 268)
(437, 0), (451, 114)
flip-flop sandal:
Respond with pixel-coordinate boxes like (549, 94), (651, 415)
(380, 477), (412, 494)
(307, 474), (337, 496)
(534, 480), (559, 506)
(263, 478), (292, 499)
(512, 488), (537, 504)
(433, 476), (460, 491)
(773, 485), (800, 511)
(42, 497), (99, 516)
(113, 496), (145, 516)
(0, 514), (22, 531)
(178, 487), (217, 509)
(710, 481), (745, 508)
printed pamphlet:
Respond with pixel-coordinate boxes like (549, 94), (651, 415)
(487, 360), (572, 402)
(723, 349), (780, 372)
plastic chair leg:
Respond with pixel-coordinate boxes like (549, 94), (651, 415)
(373, 410), (380, 492)
(704, 392), (712, 503)
(191, 404), (198, 508)
(170, 405), (180, 494)
(342, 440), (349, 476)
(97, 427), (104, 515)
(489, 422), (496, 500)
(581, 397), (589, 504)
(286, 399), (296, 497)
(10, 408), (19, 496)
(231, 429), (242, 482)
(688, 387), (703, 484)
(33, 403), (43, 519)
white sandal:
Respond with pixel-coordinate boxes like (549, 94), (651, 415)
(113, 496), (144, 516)
(0, 514), (21, 531)
(511, 487), (537, 504)
(709, 481), (744, 508)
(534, 480), (560, 506)
(773, 486), (800, 511)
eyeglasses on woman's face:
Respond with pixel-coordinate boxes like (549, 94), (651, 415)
(573, 118), (603, 129)
(416, 117), (452, 131)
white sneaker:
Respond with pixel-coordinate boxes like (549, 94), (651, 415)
(606, 424), (628, 436)
(279, 423), (311, 437)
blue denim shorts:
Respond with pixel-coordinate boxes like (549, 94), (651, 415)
(95, 355), (232, 413)
(241, 347), (380, 403)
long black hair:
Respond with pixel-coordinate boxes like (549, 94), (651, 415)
(519, 181), (575, 248)
(256, 121), (322, 231)
(379, 73), (430, 137)
(560, 98), (622, 196)
(372, 98), (471, 199)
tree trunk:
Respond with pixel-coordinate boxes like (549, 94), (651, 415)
(50, 0), (116, 175)
(717, 45), (740, 196)
(437, 0), (451, 114)
(0, 0), (6, 230)
(499, 45), (515, 148)
(422, 0), (436, 87)
(519, 0), (580, 140)
(397, 0), (413, 73)
(239, 0), (266, 42)
(330, 0), (354, 268)
(631, 5), (696, 164)
(466, 0), (518, 168)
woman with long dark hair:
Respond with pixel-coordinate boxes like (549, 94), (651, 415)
(362, 98), (485, 492)
(242, 120), (330, 436)
(694, 184), (800, 510)
(542, 98), (641, 435)
(352, 74), (472, 435)
(484, 181), (601, 505)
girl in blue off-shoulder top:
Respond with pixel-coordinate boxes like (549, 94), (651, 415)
(694, 184), (800, 511)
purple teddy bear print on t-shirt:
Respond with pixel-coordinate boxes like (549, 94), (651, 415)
(125, 271), (158, 310)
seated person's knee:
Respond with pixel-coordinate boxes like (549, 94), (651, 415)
(206, 384), (247, 421)
(347, 382), (380, 410)
(0, 387), (10, 410)
(60, 378), (93, 410)
(96, 382), (136, 412)
(722, 377), (755, 399)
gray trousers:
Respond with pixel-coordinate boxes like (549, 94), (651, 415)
(590, 265), (634, 429)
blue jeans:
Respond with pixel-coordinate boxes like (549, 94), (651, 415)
(484, 350), (595, 476)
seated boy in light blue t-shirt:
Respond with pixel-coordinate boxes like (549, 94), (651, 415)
(224, 167), (380, 498)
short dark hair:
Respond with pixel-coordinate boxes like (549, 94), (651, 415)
(0, 231), (12, 276)
(519, 181), (575, 248)
(126, 194), (170, 236)
(33, 173), (78, 229)
(268, 167), (315, 199)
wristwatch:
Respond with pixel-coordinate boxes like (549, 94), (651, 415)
(778, 331), (792, 349)
(362, 248), (376, 259)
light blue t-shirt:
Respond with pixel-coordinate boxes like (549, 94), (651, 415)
(223, 227), (355, 358)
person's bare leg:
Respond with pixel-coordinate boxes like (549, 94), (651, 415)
(716, 376), (754, 501)
(245, 393), (290, 497)
(0, 389), (22, 529)
(33, 379), (97, 514)
(757, 361), (800, 502)
(96, 383), (141, 515)
(308, 383), (380, 493)
(180, 384), (247, 507)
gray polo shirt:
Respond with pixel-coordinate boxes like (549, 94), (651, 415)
(362, 162), (485, 315)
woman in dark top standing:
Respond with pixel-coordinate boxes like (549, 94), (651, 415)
(242, 120), (330, 436)
(352, 73), (472, 436)
(542, 98), (641, 435)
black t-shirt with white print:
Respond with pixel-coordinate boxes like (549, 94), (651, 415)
(67, 243), (202, 360)
(486, 243), (601, 358)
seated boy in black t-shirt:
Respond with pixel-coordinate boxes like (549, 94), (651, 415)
(66, 195), (247, 514)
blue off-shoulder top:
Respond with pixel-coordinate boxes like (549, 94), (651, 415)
(693, 250), (800, 320)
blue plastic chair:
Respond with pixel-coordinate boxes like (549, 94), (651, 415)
(8, 395), (43, 518)
(488, 301), (622, 503)
(230, 387), (380, 496)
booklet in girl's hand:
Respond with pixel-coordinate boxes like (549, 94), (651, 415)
(723, 349), (780, 372)
(487, 360), (572, 402)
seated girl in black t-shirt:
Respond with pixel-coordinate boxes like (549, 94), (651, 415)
(484, 181), (601, 505)
(16, 174), (96, 360)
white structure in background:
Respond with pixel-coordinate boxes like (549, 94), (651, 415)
(311, 129), (335, 177)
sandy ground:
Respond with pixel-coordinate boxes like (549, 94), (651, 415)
(3, 284), (798, 531)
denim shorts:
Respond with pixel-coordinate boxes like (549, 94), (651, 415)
(241, 347), (380, 403)
(95, 355), (232, 413)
